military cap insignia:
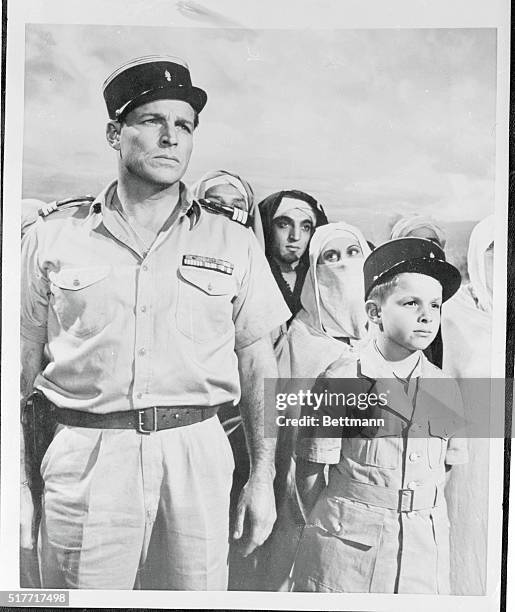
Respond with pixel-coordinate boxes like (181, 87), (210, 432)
(165, 70), (172, 82)
(38, 195), (96, 217)
(182, 254), (234, 275)
(197, 198), (250, 227)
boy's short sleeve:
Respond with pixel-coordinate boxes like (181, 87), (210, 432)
(445, 380), (469, 466)
(232, 231), (291, 350)
(296, 436), (342, 464)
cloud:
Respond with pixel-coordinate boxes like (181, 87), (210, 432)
(22, 25), (496, 226)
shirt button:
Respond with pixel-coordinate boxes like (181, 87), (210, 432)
(140, 305), (147, 313)
(142, 265), (148, 272)
(407, 481), (418, 490)
(409, 452), (420, 462)
(138, 348), (146, 356)
(136, 393), (142, 399)
(73, 279), (80, 287)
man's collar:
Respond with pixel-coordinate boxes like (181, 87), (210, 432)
(274, 258), (300, 273)
(93, 180), (201, 228)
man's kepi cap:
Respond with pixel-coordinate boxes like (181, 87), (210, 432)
(364, 237), (462, 302)
(103, 55), (207, 120)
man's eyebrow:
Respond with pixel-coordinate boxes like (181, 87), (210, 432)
(273, 215), (293, 223)
(175, 116), (194, 126)
(136, 112), (194, 126)
(137, 112), (163, 119)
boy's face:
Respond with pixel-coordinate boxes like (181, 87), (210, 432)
(371, 272), (442, 360)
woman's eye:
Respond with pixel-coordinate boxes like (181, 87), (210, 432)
(323, 249), (340, 262)
(431, 303), (442, 310)
(301, 223), (313, 233)
(404, 300), (417, 307)
(347, 246), (362, 257)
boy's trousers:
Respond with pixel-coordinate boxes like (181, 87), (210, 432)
(37, 416), (234, 590)
(292, 484), (451, 593)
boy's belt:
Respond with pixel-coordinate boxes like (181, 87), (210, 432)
(335, 478), (443, 512)
(47, 402), (227, 434)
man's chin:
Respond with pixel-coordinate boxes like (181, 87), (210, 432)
(279, 252), (301, 265)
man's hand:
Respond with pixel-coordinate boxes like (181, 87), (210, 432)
(232, 473), (276, 557)
(20, 484), (35, 550)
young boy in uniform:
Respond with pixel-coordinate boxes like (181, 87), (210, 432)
(291, 237), (468, 593)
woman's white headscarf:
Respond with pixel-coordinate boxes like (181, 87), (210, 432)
(190, 169), (265, 248)
(276, 222), (371, 378)
(302, 222), (372, 339)
(390, 213), (446, 248)
(466, 214), (494, 314)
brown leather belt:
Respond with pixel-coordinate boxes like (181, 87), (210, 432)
(47, 402), (230, 434)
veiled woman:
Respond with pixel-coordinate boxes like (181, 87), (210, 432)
(441, 215), (494, 594)
(258, 222), (372, 591)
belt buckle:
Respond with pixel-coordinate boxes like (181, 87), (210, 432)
(398, 488), (415, 512)
(137, 407), (158, 434)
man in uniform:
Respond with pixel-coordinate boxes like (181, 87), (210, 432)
(20, 55), (290, 590)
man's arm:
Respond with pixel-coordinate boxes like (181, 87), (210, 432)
(20, 337), (45, 550)
(233, 335), (277, 557)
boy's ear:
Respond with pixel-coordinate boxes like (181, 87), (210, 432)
(365, 299), (382, 327)
(106, 121), (121, 151)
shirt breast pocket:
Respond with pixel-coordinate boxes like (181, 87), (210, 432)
(176, 265), (236, 343)
(48, 266), (112, 339)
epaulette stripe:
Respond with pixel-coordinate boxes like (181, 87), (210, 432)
(38, 195), (96, 217)
(197, 198), (251, 227)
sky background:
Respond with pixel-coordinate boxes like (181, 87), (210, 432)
(23, 25), (496, 246)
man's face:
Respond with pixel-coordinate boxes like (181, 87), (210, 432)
(376, 273), (442, 359)
(113, 99), (195, 187)
(270, 204), (314, 265)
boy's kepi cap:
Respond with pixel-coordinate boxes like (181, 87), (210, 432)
(364, 237), (462, 302)
(103, 55), (207, 120)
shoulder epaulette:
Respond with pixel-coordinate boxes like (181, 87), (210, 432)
(197, 197), (251, 227)
(38, 195), (96, 217)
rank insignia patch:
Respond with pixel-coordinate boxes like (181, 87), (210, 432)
(182, 254), (234, 275)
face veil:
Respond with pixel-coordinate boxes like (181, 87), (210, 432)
(301, 222), (372, 340)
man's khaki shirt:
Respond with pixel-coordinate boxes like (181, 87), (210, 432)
(21, 181), (291, 412)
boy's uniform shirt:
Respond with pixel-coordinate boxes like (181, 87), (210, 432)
(293, 340), (468, 594)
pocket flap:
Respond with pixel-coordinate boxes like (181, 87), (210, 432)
(428, 417), (457, 439)
(178, 264), (235, 296)
(310, 496), (384, 547)
(49, 266), (110, 290)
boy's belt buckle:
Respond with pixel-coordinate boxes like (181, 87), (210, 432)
(398, 488), (415, 512)
(137, 407), (158, 434)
